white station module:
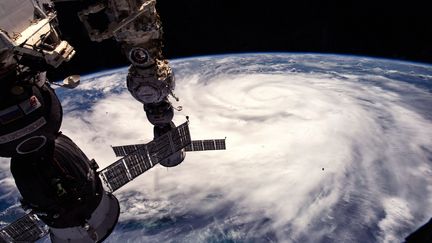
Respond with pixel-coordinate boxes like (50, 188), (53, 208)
(0, 0), (35, 34)
(0, 0), (75, 69)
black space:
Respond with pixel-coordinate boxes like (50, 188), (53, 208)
(49, 0), (432, 80)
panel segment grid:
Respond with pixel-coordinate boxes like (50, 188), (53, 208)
(184, 139), (226, 152)
(103, 122), (192, 192)
(101, 161), (130, 192)
(112, 144), (144, 157)
(0, 213), (48, 242)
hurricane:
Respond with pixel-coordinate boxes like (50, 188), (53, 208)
(1, 53), (431, 242)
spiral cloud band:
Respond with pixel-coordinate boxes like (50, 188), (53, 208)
(1, 54), (431, 242)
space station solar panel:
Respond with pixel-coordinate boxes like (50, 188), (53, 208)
(171, 122), (192, 151)
(0, 213), (48, 242)
(203, 140), (216, 150)
(215, 139), (226, 150)
(101, 160), (131, 192)
(184, 139), (226, 152)
(111, 122), (192, 158)
(189, 140), (204, 151)
(112, 144), (144, 157)
(101, 122), (192, 192)
(123, 148), (153, 179)
(112, 144), (146, 157)
(148, 133), (172, 160)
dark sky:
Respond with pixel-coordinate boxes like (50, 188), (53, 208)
(158, 1), (431, 59)
(50, 0), (431, 80)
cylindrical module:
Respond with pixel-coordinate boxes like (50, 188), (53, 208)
(0, 74), (62, 157)
(11, 134), (120, 242)
(49, 192), (120, 243)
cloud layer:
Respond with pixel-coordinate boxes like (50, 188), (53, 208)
(1, 54), (432, 242)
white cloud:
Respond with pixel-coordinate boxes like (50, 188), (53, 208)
(59, 59), (432, 242)
(1, 55), (432, 242)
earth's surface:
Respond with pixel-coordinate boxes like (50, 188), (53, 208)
(1, 53), (432, 242)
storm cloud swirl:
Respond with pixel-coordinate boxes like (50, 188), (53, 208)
(1, 54), (431, 242)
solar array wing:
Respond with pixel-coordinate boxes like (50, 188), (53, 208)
(0, 213), (48, 243)
(112, 144), (146, 157)
(111, 123), (192, 158)
(184, 139), (226, 152)
(124, 149), (153, 179)
(214, 139), (226, 150)
(101, 122), (191, 192)
(102, 145), (157, 192)
(171, 122), (192, 152)
(100, 158), (132, 192)
(147, 133), (172, 161)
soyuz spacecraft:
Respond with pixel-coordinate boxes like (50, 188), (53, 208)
(0, 0), (225, 242)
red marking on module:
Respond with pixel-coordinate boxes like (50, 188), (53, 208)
(29, 96), (38, 107)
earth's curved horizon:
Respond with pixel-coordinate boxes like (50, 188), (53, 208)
(1, 53), (432, 242)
